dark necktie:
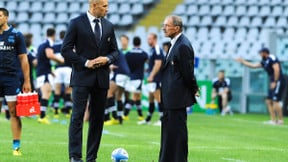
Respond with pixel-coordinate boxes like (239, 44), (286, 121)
(93, 19), (101, 44)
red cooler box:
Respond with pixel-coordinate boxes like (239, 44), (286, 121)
(16, 92), (40, 117)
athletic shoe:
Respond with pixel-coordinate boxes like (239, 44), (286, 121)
(277, 120), (284, 125)
(13, 148), (22, 156)
(122, 115), (129, 121)
(263, 120), (276, 125)
(137, 120), (150, 125)
(138, 116), (144, 121)
(54, 114), (59, 119)
(38, 117), (51, 124)
(153, 120), (161, 126)
(104, 118), (119, 126)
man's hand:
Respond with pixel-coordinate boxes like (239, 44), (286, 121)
(270, 82), (276, 89)
(93, 56), (109, 68)
(22, 80), (31, 93)
(235, 58), (243, 64)
(109, 64), (118, 71)
(86, 59), (97, 69)
(147, 75), (154, 83)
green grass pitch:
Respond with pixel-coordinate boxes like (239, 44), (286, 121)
(0, 111), (287, 162)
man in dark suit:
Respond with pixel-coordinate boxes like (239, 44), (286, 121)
(61, 0), (119, 162)
(159, 15), (198, 162)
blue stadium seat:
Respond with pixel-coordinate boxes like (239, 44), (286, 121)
(259, 6), (271, 16)
(16, 12), (29, 23)
(271, 6), (283, 17)
(131, 4), (144, 15)
(56, 2), (68, 13)
(118, 4), (130, 14)
(109, 3), (118, 14)
(239, 17), (250, 27)
(264, 17), (276, 28)
(43, 2), (55, 12)
(277, 17), (287, 28)
(55, 13), (69, 24)
(68, 3), (81, 13)
(18, 23), (30, 34)
(43, 13), (56, 24)
(30, 12), (43, 23)
(247, 6), (259, 16)
(211, 5), (222, 16)
(55, 24), (67, 33)
(108, 14), (120, 25)
(30, 2), (43, 12)
(198, 5), (210, 16)
(250, 17), (262, 28)
(201, 16), (212, 26)
(18, 1), (30, 12)
(215, 16), (226, 27)
(6, 1), (17, 12)
(118, 15), (133, 26)
(186, 4), (198, 16)
(188, 16), (200, 27)
(235, 5), (246, 16)
(173, 4), (186, 15)
(226, 16), (238, 27)
(223, 5), (234, 16)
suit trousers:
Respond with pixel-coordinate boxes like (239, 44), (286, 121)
(159, 108), (188, 162)
(69, 86), (107, 161)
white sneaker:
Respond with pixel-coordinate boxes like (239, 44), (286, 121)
(137, 120), (150, 125)
(277, 120), (284, 125)
(263, 120), (276, 125)
(153, 120), (161, 126)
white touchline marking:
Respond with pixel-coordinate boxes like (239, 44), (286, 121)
(231, 118), (288, 128)
(150, 141), (160, 145)
(222, 157), (246, 162)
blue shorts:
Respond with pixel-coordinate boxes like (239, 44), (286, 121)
(0, 76), (20, 101)
(267, 79), (286, 101)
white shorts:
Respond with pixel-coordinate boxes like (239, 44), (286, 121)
(54, 67), (72, 85)
(125, 79), (142, 93)
(36, 74), (54, 89)
(146, 82), (157, 93)
(115, 74), (130, 88)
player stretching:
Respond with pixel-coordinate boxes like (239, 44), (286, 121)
(236, 48), (286, 125)
(124, 36), (148, 121)
(52, 30), (72, 118)
(138, 33), (164, 125)
(36, 28), (64, 124)
(0, 8), (31, 156)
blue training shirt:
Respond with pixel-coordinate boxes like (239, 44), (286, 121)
(36, 39), (53, 76)
(148, 44), (164, 82)
(260, 54), (284, 81)
(125, 47), (148, 80)
(0, 26), (27, 77)
(114, 50), (130, 75)
(53, 41), (71, 68)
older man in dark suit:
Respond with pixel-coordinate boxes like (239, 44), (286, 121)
(61, 0), (119, 161)
(159, 15), (198, 162)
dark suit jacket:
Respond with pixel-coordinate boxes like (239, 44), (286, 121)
(161, 34), (198, 109)
(61, 14), (119, 88)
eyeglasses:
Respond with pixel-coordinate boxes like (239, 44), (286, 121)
(161, 24), (177, 28)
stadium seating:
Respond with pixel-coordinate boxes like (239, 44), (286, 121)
(3, 0), (288, 79)
(3, 0), (157, 46)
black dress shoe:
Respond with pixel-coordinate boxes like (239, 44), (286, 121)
(70, 157), (83, 162)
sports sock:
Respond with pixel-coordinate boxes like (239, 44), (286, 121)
(53, 95), (60, 115)
(158, 102), (163, 120)
(40, 99), (48, 118)
(136, 100), (143, 117)
(64, 94), (73, 114)
(146, 102), (155, 122)
(124, 100), (133, 116)
(13, 139), (20, 150)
